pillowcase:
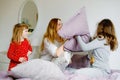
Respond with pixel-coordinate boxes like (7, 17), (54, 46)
(64, 34), (90, 52)
(58, 7), (90, 52)
(11, 59), (65, 80)
(67, 54), (90, 69)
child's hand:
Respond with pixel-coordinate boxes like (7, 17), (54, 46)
(19, 57), (27, 62)
(27, 51), (32, 56)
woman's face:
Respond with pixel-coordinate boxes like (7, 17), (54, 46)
(56, 20), (63, 32)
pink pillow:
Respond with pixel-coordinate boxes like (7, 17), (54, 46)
(58, 7), (90, 52)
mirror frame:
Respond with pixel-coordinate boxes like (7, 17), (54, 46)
(18, 0), (38, 31)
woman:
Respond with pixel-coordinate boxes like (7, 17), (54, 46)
(40, 18), (72, 71)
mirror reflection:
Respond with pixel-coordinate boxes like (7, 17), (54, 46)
(21, 1), (38, 33)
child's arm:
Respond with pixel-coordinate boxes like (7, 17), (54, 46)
(27, 50), (32, 56)
(26, 39), (32, 56)
(28, 43), (32, 52)
(26, 38), (32, 52)
(7, 43), (22, 62)
(76, 36), (105, 51)
(27, 44), (32, 56)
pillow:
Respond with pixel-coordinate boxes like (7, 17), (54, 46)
(58, 7), (90, 52)
(67, 54), (90, 69)
(64, 34), (90, 52)
(11, 59), (65, 80)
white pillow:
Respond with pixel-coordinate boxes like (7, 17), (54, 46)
(11, 59), (65, 80)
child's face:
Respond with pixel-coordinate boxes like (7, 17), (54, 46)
(22, 28), (29, 38)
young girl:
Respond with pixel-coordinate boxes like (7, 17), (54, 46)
(40, 18), (71, 71)
(75, 19), (118, 78)
(7, 23), (32, 71)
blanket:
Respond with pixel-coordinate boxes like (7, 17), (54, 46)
(1, 69), (120, 80)
(64, 69), (120, 80)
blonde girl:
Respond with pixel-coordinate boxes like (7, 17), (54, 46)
(7, 23), (32, 71)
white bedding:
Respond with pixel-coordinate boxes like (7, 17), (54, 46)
(11, 59), (65, 80)
(10, 59), (120, 80)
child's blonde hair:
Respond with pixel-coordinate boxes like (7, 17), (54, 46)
(94, 19), (118, 51)
(40, 18), (64, 51)
(11, 23), (28, 44)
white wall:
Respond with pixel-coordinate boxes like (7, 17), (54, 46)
(0, 0), (120, 69)
(0, 0), (25, 51)
(21, 1), (38, 29)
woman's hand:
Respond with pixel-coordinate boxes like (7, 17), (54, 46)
(56, 45), (64, 57)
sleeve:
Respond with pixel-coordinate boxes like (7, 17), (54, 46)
(28, 43), (32, 52)
(7, 43), (21, 62)
(26, 38), (32, 52)
(44, 38), (57, 57)
(76, 36), (105, 51)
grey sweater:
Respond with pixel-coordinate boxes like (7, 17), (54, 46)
(76, 36), (111, 73)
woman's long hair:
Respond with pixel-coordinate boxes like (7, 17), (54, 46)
(40, 18), (64, 51)
(94, 19), (118, 51)
(11, 23), (28, 44)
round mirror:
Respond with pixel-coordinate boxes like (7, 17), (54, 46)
(19, 0), (38, 33)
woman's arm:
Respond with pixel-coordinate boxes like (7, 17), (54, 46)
(56, 44), (64, 57)
(76, 36), (105, 51)
(44, 38), (63, 57)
